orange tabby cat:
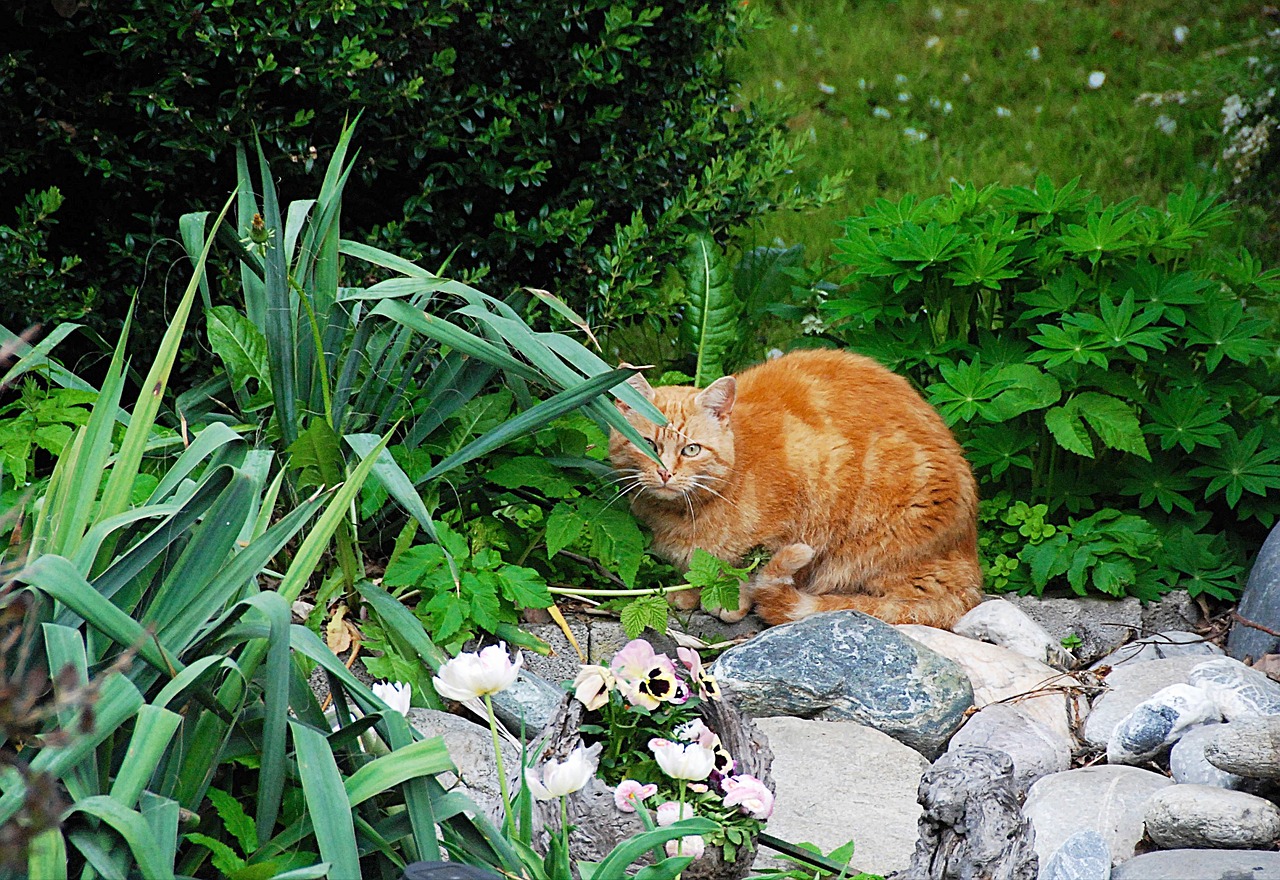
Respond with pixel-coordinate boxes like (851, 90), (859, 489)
(609, 348), (983, 628)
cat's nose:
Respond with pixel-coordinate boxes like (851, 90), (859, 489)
(657, 468), (671, 483)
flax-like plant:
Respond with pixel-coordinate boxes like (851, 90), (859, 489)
(178, 119), (665, 602)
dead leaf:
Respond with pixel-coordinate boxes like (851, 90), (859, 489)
(326, 605), (352, 654)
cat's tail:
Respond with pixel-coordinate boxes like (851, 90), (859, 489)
(750, 553), (983, 630)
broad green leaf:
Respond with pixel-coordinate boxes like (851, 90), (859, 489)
(545, 501), (587, 558)
(620, 593), (670, 638)
(62, 797), (175, 880)
(1073, 392), (1149, 460)
(1044, 405), (1093, 457)
(678, 233), (738, 387)
(288, 418), (346, 492)
(206, 305), (272, 395)
(343, 737), (454, 807)
(108, 705), (182, 809)
(986, 364), (1062, 420)
(486, 456), (575, 496)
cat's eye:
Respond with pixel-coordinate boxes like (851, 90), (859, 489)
(643, 437), (659, 453)
(681, 443), (702, 456)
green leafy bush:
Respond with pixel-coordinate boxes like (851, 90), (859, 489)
(1, 0), (836, 351)
(816, 177), (1280, 600)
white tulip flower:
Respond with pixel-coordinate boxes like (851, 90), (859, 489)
(525, 743), (602, 801)
(649, 738), (716, 781)
(432, 643), (522, 702)
(372, 681), (412, 715)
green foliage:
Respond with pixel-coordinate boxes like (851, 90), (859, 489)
(679, 233), (740, 386)
(819, 178), (1280, 600)
(1, 0), (837, 354)
(0, 187), (96, 327)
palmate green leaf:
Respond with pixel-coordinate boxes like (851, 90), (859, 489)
(620, 593), (670, 638)
(943, 236), (1019, 290)
(964, 425), (1036, 480)
(1143, 389), (1233, 453)
(1189, 426), (1280, 508)
(1063, 290), (1171, 362)
(1027, 323), (1110, 369)
(997, 173), (1091, 221)
(678, 233), (738, 387)
(383, 543), (449, 589)
(1185, 299), (1274, 371)
(1057, 203), (1141, 264)
(288, 418), (346, 492)
(924, 358), (1014, 425)
(1116, 459), (1198, 514)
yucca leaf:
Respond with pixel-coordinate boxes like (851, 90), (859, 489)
(179, 211), (214, 309)
(234, 144), (268, 327)
(290, 720), (361, 880)
(99, 192), (237, 523)
(339, 240), (434, 279)
(26, 828), (68, 880)
(678, 233), (738, 387)
(236, 591), (292, 842)
(107, 704), (183, 810)
(147, 423), (244, 503)
(416, 368), (642, 485)
(140, 791), (180, 875)
(371, 299), (543, 383)
(355, 579), (448, 673)
(41, 623), (96, 801)
(0, 322), (101, 398)
(63, 796), (175, 880)
(344, 737), (454, 807)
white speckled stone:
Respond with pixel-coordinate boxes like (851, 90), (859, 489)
(1144, 783), (1280, 850)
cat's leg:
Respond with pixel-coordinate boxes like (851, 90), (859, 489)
(669, 587), (702, 611)
(716, 543), (815, 623)
(754, 548), (982, 627)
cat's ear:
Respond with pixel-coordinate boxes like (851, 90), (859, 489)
(615, 363), (655, 413)
(695, 376), (736, 421)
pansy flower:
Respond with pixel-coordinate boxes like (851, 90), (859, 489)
(677, 646), (721, 701)
(611, 639), (683, 709)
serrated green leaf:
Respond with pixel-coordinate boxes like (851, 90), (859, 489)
(497, 564), (552, 609)
(185, 833), (247, 874)
(1044, 406), (1093, 457)
(619, 594), (670, 638)
(206, 305), (272, 395)
(1073, 392), (1149, 459)
(460, 571), (501, 631)
(545, 501), (587, 558)
(986, 364), (1061, 420)
(383, 544), (448, 588)
(205, 788), (256, 856)
(486, 456), (575, 496)
(287, 418), (345, 492)
(583, 501), (646, 586)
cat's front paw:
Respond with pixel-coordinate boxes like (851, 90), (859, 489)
(716, 605), (751, 624)
(668, 587), (701, 611)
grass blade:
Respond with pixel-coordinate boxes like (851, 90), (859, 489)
(64, 796), (175, 880)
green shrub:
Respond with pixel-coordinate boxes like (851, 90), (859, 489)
(815, 177), (1280, 601)
(1, 0), (835, 353)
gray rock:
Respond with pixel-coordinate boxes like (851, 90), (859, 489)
(1205, 717), (1280, 778)
(1004, 595), (1142, 665)
(947, 703), (1071, 794)
(1143, 783), (1280, 849)
(900, 746), (1037, 880)
(1082, 656), (1215, 750)
(957, 599), (1074, 669)
(1229, 521), (1280, 662)
(519, 621), (591, 687)
(1111, 849), (1280, 880)
(1189, 656), (1280, 719)
(1170, 724), (1245, 788)
(712, 611), (973, 758)
(1023, 766), (1173, 867)
(1139, 590), (1203, 635)
(1090, 631), (1224, 670)
(407, 708), (521, 828)
(585, 619), (680, 665)
(1040, 830), (1110, 880)
(489, 670), (564, 739)
(1106, 683), (1220, 765)
(752, 718), (926, 877)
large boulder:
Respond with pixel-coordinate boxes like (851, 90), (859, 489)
(711, 611), (973, 757)
(1022, 766), (1172, 868)
(947, 702), (1072, 794)
(1111, 849), (1280, 880)
(751, 717), (926, 877)
(1143, 783), (1280, 850)
(1228, 521), (1280, 661)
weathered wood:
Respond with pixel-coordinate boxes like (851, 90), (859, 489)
(532, 693), (774, 880)
(897, 746), (1038, 880)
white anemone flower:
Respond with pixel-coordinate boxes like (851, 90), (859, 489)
(432, 643), (522, 702)
(525, 743), (602, 801)
(649, 738), (716, 781)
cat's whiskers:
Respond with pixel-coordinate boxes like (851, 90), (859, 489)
(686, 476), (738, 508)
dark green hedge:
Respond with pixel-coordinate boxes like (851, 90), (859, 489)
(1, 0), (829, 349)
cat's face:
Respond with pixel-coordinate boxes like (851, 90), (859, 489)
(608, 374), (736, 504)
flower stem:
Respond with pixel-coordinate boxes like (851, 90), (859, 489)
(547, 583), (698, 598)
(483, 693), (515, 837)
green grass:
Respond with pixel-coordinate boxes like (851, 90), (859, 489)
(732, 0), (1271, 258)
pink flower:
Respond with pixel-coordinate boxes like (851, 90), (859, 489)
(656, 801), (696, 826)
(612, 640), (682, 710)
(613, 779), (658, 813)
(677, 647), (722, 701)
(665, 835), (705, 860)
(722, 774), (774, 819)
